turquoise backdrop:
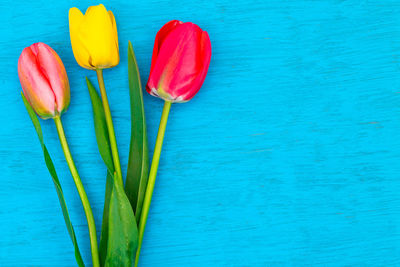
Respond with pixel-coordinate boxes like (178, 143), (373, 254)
(1, 0), (400, 266)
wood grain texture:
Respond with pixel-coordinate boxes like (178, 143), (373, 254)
(1, 0), (400, 266)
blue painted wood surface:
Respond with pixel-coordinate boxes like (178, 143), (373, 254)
(1, 0), (400, 266)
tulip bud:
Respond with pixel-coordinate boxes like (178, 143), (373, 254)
(18, 42), (70, 119)
(146, 20), (211, 103)
(69, 4), (119, 70)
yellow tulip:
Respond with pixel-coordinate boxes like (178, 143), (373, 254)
(69, 4), (119, 69)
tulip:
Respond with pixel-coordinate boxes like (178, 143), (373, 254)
(18, 42), (70, 119)
(69, 4), (124, 188)
(135, 21), (212, 267)
(69, 4), (119, 69)
(146, 20), (212, 103)
(19, 42), (100, 266)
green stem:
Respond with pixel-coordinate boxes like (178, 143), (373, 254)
(96, 69), (124, 188)
(135, 101), (172, 267)
(54, 116), (100, 267)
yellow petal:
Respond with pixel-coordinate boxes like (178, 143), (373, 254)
(108, 10), (120, 66)
(108, 11), (119, 50)
(79, 4), (119, 68)
(69, 7), (93, 69)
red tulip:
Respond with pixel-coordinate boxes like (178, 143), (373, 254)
(18, 42), (70, 119)
(146, 20), (211, 103)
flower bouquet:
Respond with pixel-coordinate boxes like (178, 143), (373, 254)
(18, 4), (211, 266)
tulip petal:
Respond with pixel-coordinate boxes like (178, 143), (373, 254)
(69, 7), (93, 69)
(36, 43), (70, 114)
(108, 10), (120, 67)
(179, 30), (211, 101)
(108, 11), (119, 50)
(150, 20), (183, 71)
(18, 46), (56, 118)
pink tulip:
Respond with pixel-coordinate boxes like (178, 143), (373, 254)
(146, 20), (212, 103)
(18, 42), (70, 119)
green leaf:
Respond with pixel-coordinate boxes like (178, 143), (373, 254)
(99, 172), (113, 266)
(86, 77), (115, 174)
(86, 77), (115, 267)
(125, 41), (149, 223)
(105, 176), (138, 267)
(21, 93), (85, 267)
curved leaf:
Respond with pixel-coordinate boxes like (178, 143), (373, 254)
(86, 77), (115, 174)
(105, 175), (138, 267)
(125, 41), (149, 223)
(21, 93), (85, 267)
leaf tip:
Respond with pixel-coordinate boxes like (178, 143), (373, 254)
(128, 41), (133, 54)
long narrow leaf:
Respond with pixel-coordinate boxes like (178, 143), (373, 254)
(21, 93), (85, 267)
(86, 78), (115, 267)
(99, 172), (113, 266)
(105, 176), (138, 267)
(86, 77), (115, 174)
(125, 41), (149, 223)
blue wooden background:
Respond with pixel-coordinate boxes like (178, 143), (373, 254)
(1, 0), (400, 266)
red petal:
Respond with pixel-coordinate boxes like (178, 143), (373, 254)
(180, 30), (211, 101)
(150, 20), (183, 73)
